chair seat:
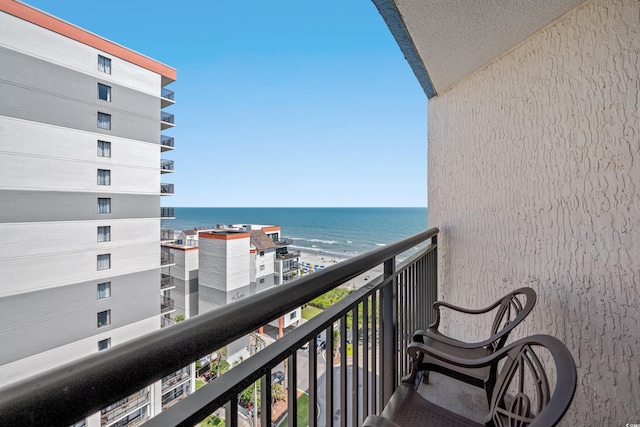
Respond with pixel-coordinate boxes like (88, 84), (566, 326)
(362, 384), (483, 427)
(422, 336), (492, 385)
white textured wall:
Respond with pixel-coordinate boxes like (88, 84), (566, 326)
(428, 0), (639, 424)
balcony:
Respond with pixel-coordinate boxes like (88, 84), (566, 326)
(160, 207), (174, 218)
(100, 388), (150, 427)
(275, 238), (293, 247)
(160, 111), (174, 130)
(161, 296), (175, 314)
(161, 229), (175, 241)
(160, 251), (174, 266)
(161, 316), (175, 328)
(282, 261), (299, 273)
(276, 250), (299, 261)
(161, 274), (174, 290)
(160, 183), (174, 195)
(160, 135), (174, 151)
(160, 159), (174, 173)
(0, 229), (438, 426)
(161, 87), (175, 108)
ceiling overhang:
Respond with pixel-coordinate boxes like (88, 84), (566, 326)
(373, 0), (586, 98)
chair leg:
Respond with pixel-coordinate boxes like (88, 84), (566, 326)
(421, 370), (430, 384)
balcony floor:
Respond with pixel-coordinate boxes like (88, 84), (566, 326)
(415, 372), (487, 423)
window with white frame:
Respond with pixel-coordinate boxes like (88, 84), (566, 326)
(97, 310), (111, 327)
(97, 254), (111, 270)
(259, 251), (264, 256)
(97, 112), (111, 129)
(259, 265), (265, 271)
(98, 83), (111, 101)
(97, 226), (111, 242)
(98, 338), (111, 351)
(259, 278), (265, 284)
(98, 55), (111, 74)
(97, 140), (111, 157)
(98, 198), (111, 214)
(289, 311), (297, 320)
(97, 282), (111, 299)
(97, 169), (111, 186)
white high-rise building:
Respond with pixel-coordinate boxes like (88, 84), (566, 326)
(0, 1), (176, 425)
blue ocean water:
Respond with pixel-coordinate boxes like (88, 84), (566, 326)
(163, 207), (428, 257)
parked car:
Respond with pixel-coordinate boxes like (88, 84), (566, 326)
(271, 370), (285, 385)
(316, 337), (326, 352)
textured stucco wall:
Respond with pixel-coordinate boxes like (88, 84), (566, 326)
(428, 0), (639, 424)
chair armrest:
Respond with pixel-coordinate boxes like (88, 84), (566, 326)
(414, 328), (501, 350)
(428, 295), (507, 330)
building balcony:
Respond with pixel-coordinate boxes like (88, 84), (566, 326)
(281, 262), (299, 273)
(99, 388), (150, 427)
(160, 183), (174, 195)
(161, 367), (190, 395)
(160, 135), (174, 151)
(161, 296), (175, 314)
(161, 229), (175, 242)
(0, 229), (440, 427)
(160, 251), (174, 266)
(276, 250), (299, 261)
(160, 111), (174, 130)
(160, 159), (174, 173)
(275, 238), (293, 247)
(161, 316), (175, 328)
(160, 207), (175, 219)
(161, 274), (175, 290)
(161, 87), (175, 108)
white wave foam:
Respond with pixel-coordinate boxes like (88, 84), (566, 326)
(376, 243), (386, 247)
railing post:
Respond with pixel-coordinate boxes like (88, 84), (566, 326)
(427, 235), (438, 326)
(381, 257), (397, 405)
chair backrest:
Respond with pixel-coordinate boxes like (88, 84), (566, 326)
(489, 287), (537, 351)
(487, 335), (576, 427)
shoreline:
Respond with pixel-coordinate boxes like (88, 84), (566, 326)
(295, 248), (382, 290)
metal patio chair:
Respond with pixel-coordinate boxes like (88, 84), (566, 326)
(363, 334), (577, 427)
(409, 287), (537, 401)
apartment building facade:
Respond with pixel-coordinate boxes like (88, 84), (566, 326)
(0, 1), (176, 425)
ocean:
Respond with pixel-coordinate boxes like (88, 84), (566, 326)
(163, 207), (428, 257)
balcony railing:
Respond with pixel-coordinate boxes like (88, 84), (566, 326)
(160, 207), (175, 218)
(161, 316), (175, 328)
(161, 111), (174, 124)
(161, 296), (175, 314)
(0, 228), (438, 427)
(160, 183), (174, 195)
(160, 135), (174, 150)
(276, 250), (300, 260)
(160, 159), (174, 173)
(275, 238), (293, 247)
(161, 251), (174, 266)
(100, 388), (150, 427)
(161, 367), (191, 395)
(161, 274), (174, 290)
(161, 229), (175, 241)
(161, 87), (175, 101)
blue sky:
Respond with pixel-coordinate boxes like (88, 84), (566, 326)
(26, 0), (428, 207)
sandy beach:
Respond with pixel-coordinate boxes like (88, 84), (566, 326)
(295, 248), (383, 290)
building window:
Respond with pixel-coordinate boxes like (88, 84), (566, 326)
(97, 310), (111, 327)
(98, 83), (111, 101)
(289, 311), (297, 320)
(97, 140), (111, 157)
(98, 55), (111, 74)
(259, 278), (265, 284)
(97, 226), (111, 242)
(97, 169), (111, 186)
(97, 282), (111, 299)
(259, 251), (264, 256)
(98, 338), (111, 351)
(97, 254), (111, 270)
(98, 198), (111, 214)
(259, 265), (265, 271)
(98, 112), (111, 129)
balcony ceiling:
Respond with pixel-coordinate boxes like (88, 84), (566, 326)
(374, 0), (586, 98)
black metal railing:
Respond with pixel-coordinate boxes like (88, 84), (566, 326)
(161, 111), (174, 124)
(161, 296), (175, 314)
(161, 229), (175, 241)
(161, 159), (175, 172)
(161, 316), (176, 328)
(161, 274), (174, 290)
(275, 238), (293, 247)
(161, 135), (175, 148)
(161, 251), (174, 266)
(160, 207), (175, 218)
(161, 183), (174, 194)
(162, 87), (175, 101)
(0, 228), (438, 426)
